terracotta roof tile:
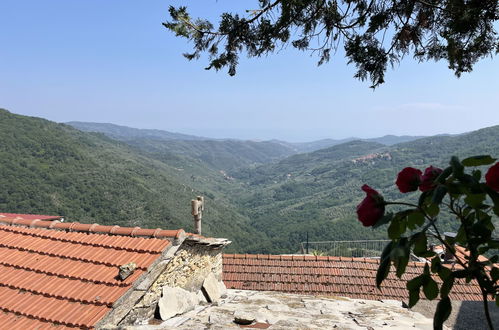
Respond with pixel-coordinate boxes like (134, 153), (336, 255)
(223, 253), (488, 302)
(0, 213), (62, 221)
(0, 213), (184, 329)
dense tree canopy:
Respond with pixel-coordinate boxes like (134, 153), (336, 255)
(164, 0), (498, 87)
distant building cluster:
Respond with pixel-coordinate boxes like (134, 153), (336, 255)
(351, 152), (392, 164)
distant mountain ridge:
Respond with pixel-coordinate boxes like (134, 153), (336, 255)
(67, 121), (208, 141)
(67, 121), (429, 154)
(67, 121), (298, 170)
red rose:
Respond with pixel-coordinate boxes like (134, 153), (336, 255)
(485, 162), (499, 191)
(396, 167), (423, 193)
(356, 184), (385, 227)
(419, 166), (443, 192)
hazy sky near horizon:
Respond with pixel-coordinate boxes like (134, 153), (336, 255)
(1, 1), (498, 142)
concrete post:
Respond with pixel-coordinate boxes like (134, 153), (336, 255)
(191, 196), (204, 235)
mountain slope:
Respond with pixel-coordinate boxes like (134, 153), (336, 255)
(67, 122), (297, 170)
(228, 127), (499, 253)
(0, 109), (264, 252)
(67, 121), (206, 141)
(275, 135), (426, 153)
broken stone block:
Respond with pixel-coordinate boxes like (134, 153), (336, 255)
(201, 272), (221, 303)
(158, 286), (199, 320)
(233, 310), (255, 325)
(219, 281), (227, 298)
(118, 262), (136, 281)
(197, 290), (208, 304)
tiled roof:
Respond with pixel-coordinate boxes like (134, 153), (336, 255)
(0, 215), (184, 329)
(223, 254), (484, 302)
(0, 212), (62, 221)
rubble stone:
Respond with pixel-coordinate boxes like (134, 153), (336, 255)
(233, 309), (255, 325)
(118, 262), (137, 281)
(202, 272), (221, 303)
(158, 286), (199, 320)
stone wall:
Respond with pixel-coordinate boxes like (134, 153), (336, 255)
(116, 241), (223, 326)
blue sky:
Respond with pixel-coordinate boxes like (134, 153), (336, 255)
(1, 1), (498, 142)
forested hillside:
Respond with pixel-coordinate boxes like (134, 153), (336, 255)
(68, 121), (205, 141)
(4, 109), (499, 254)
(276, 135), (425, 153)
(227, 128), (499, 253)
(0, 109), (264, 252)
(67, 122), (297, 170)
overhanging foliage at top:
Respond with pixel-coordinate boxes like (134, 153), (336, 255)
(165, 0), (498, 88)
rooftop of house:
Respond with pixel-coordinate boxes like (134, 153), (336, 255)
(0, 212), (213, 329)
(0, 212), (63, 221)
(222, 253), (485, 302)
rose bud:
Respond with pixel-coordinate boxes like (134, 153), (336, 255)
(419, 166), (443, 192)
(356, 184), (385, 227)
(396, 167), (423, 193)
(485, 162), (499, 192)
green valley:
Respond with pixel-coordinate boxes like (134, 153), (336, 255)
(3, 109), (499, 254)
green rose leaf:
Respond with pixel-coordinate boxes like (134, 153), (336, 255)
(434, 296), (452, 330)
(381, 241), (395, 260)
(407, 210), (425, 229)
(388, 216), (406, 239)
(418, 190), (432, 207)
(425, 203), (440, 217)
(462, 155), (496, 167)
(393, 239), (410, 278)
(376, 256), (391, 289)
(372, 212), (393, 229)
(464, 193), (486, 209)
(436, 166), (452, 184)
(413, 233), (434, 257)
(432, 185), (448, 205)
(450, 156), (464, 178)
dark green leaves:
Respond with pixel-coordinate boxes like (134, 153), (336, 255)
(450, 156), (464, 179)
(375, 155), (499, 330)
(464, 193), (486, 208)
(432, 185), (448, 205)
(167, 2), (499, 88)
(387, 214), (407, 239)
(393, 238), (410, 278)
(376, 241), (394, 289)
(462, 155), (496, 167)
(372, 212), (393, 229)
(413, 232), (433, 257)
(376, 256), (391, 289)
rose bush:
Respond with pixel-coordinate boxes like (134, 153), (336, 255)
(358, 155), (499, 330)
